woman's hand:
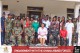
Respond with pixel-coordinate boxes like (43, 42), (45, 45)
(64, 37), (66, 40)
(50, 35), (53, 38)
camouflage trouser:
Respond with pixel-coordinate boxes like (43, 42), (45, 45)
(60, 37), (67, 46)
(72, 32), (78, 45)
(15, 35), (22, 45)
(25, 35), (28, 45)
(49, 36), (59, 46)
(25, 35), (34, 45)
(5, 29), (12, 44)
(10, 35), (16, 45)
(49, 37), (54, 46)
(28, 36), (34, 44)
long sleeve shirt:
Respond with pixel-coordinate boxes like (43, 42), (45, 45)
(38, 27), (48, 36)
(76, 22), (80, 33)
(42, 20), (50, 28)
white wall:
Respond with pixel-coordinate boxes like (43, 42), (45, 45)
(0, 0), (2, 17)
(0, 0), (2, 46)
(2, 0), (76, 18)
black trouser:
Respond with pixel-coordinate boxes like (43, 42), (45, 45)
(46, 34), (49, 45)
(72, 32), (78, 45)
(28, 36), (31, 45)
(15, 36), (18, 46)
(34, 32), (38, 44)
(1, 30), (5, 45)
(46, 28), (49, 45)
(54, 36), (59, 46)
(50, 36), (59, 46)
(60, 37), (67, 46)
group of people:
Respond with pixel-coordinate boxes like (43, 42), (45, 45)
(1, 13), (80, 46)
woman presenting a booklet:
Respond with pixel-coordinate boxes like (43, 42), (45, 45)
(38, 23), (48, 46)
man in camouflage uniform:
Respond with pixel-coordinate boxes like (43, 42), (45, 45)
(13, 16), (21, 27)
(72, 18), (77, 45)
(24, 23), (35, 45)
(49, 24), (59, 46)
(13, 16), (18, 27)
(5, 14), (13, 44)
(12, 23), (23, 46)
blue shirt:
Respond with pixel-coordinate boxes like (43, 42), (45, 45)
(1, 17), (5, 30)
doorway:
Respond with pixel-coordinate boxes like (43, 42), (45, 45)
(27, 6), (43, 19)
(29, 11), (41, 18)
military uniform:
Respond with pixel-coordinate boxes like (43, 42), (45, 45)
(24, 27), (35, 45)
(13, 26), (22, 45)
(5, 18), (13, 44)
(13, 19), (21, 27)
(49, 28), (59, 46)
(13, 19), (17, 27)
(73, 22), (77, 45)
(10, 34), (15, 45)
(50, 21), (59, 29)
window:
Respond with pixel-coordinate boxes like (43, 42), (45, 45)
(3, 5), (8, 10)
(27, 6), (43, 18)
(67, 8), (74, 19)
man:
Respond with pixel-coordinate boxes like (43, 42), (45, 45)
(1, 13), (5, 45)
(42, 15), (50, 28)
(49, 24), (59, 46)
(58, 17), (60, 22)
(72, 18), (77, 45)
(77, 15), (80, 46)
(42, 15), (50, 45)
(65, 18), (74, 46)
(12, 23), (23, 46)
(13, 16), (18, 27)
(50, 17), (59, 29)
(5, 14), (13, 44)
(10, 33), (15, 45)
(24, 23), (35, 45)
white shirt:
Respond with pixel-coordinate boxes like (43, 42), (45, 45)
(65, 22), (74, 33)
(42, 20), (50, 28)
(38, 27), (48, 36)
(77, 22), (80, 33)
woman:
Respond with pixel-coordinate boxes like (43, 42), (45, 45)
(20, 18), (24, 29)
(16, 16), (21, 28)
(21, 17), (26, 29)
(30, 17), (34, 24)
(77, 15), (80, 46)
(32, 18), (39, 44)
(50, 17), (59, 29)
(38, 23), (48, 46)
(25, 17), (30, 28)
(20, 17), (26, 43)
(60, 16), (65, 30)
(60, 25), (67, 46)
